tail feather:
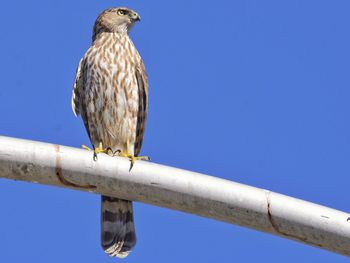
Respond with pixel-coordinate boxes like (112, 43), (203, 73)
(101, 196), (136, 258)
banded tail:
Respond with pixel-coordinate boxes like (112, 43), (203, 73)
(101, 196), (136, 258)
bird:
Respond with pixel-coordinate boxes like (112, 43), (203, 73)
(71, 7), (149, 258)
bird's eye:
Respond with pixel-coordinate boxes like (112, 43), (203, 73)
(117, 10), (126, 16)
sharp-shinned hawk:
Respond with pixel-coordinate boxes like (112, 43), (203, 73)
(72, 7), (148, 258)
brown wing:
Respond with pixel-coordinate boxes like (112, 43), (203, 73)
(134, 59), (148, 156)
(71, 57), (95, 144)
(72, 58), (84, 117)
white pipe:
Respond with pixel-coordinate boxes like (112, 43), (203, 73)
(0, 136), (349, 256)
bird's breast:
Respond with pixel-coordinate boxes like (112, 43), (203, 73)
(82, 33), (140, 152)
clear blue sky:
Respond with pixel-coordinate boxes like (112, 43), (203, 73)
(0, 0), (349, 262)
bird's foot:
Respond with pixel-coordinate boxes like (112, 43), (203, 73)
(118, 151), (150, 171)
(82, 142), (112, 161)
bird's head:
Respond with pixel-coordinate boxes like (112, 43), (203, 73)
(93, 7), (141, 39)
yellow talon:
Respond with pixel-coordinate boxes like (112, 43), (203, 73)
(118, 152), (150, 171)
(118, 140), (150, 171)
(82, 145), (93, 151)
(82, 142), (110, 161)
(82, 141), (150, 170)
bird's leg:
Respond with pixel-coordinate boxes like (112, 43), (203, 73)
(118, 140), (150, 171)
(82, 142), (110, 161)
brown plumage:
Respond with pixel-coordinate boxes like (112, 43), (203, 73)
(72, 7), (148, 258)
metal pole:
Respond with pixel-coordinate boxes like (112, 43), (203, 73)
(0, 136), (349, 256)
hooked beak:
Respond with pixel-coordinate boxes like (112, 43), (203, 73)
(131, 12), (141, 22)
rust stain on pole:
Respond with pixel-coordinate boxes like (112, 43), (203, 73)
(54, 144), (96, 189)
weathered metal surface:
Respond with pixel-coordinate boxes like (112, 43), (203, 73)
(0, 136), (349, 256)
